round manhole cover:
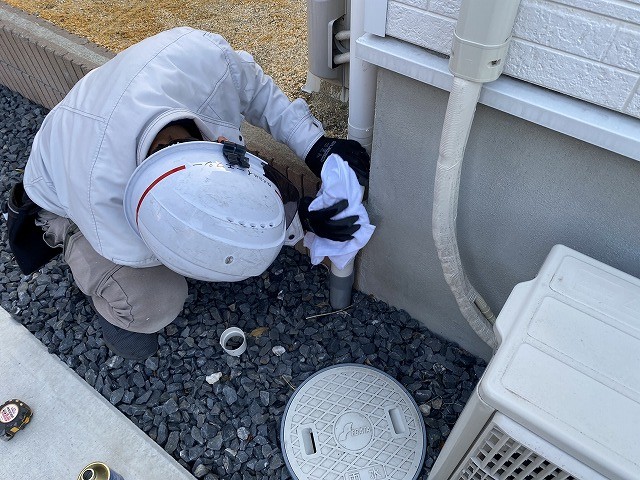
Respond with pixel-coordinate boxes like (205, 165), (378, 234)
(280, 364), (426, 480)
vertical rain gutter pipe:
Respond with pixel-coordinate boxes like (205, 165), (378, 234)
(347, 0), (377, 153)
(432, 0), (521, 350)
(329, 0), (377, 310)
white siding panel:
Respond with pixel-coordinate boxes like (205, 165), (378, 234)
(390, 0), (429, 10)
(551, 0), (640, 24)
(429, 0), (462, 18)
(382, 0), (640, 119)
(513, 1), (618, 60)
(387, 2), (454, 53)
(603, 26), (640, 74)
(505, 40), (638, 111)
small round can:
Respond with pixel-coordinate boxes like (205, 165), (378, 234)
(77, 462), (125, 480)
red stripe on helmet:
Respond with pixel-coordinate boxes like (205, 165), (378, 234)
(135, 165), (186, 225)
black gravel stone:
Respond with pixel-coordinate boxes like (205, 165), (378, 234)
(0, 84), (487, 479)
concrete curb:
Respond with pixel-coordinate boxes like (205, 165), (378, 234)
(0, 2), (113, 109)
(0, 1), (320, 197)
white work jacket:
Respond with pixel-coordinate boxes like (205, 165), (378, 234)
(24, 27), (324, 267)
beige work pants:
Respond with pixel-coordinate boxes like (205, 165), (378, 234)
(40, 212), (188, 333)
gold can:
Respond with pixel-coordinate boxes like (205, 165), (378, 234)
(77, 462), (125, 480)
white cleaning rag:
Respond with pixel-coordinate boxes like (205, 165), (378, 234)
(303, 154), (376, 269)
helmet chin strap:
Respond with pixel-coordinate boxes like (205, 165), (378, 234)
(284, 213), (304, 246)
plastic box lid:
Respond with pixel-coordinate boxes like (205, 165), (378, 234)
(479, 244), (640, 480)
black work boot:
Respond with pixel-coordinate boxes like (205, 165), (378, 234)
(96, 315), (158, 361)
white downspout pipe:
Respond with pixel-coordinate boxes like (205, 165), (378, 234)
(329, 0), (377, 310)
(432, 0), (521, 350)
(347, 0), (377, 153)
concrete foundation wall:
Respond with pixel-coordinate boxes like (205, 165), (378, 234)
(357, 68), (640, 360)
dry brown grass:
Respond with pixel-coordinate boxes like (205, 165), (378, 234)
(5, 0), (309, 101)
(5, 0), (349, 137)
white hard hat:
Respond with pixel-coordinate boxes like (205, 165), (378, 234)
(124, 141), (301, 282)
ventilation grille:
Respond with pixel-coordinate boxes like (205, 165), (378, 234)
(458, 425), (575, 480)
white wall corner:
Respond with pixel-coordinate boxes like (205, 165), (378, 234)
(364, 0), (388, 36)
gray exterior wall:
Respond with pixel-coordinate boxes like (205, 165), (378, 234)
(357, 68), (640, 360)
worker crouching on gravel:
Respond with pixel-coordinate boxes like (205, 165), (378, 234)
(7, 27), (370, 360)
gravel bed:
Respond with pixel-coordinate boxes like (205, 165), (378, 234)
(0, 84), (486, 480)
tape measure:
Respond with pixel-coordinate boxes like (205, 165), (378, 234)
(1, 399), (32, 440)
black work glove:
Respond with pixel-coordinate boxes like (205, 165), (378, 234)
(305, 136), (370, 186)
(298, 196), (360, 242)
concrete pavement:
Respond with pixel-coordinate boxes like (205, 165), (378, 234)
(0, 307), (196, 480)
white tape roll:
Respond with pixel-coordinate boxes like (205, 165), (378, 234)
(219, 327), (247, 356)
